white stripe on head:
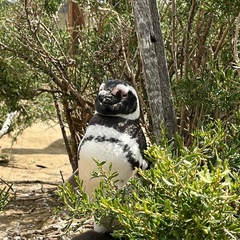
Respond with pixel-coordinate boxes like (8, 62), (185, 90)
(112, 84), (140, 120)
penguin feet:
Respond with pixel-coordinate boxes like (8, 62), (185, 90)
(71, 230), (117, 240)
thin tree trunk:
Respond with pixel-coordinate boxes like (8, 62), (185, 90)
(68, 0), (85, 55)
(131, 0), (177, 141)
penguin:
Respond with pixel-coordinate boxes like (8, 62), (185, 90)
(71, 230), (115, 240)
(78, 80), (149, 196)
(77, 79), (150, 233)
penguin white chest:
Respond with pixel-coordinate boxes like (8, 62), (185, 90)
(78, 125), (140, 197)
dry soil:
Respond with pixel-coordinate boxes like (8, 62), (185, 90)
(0, 122), (90, 239)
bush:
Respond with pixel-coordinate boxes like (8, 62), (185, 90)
(58, 119), (240, 239)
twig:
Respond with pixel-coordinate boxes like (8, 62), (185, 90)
(36, 88), (63, 95)
(183, 0), (196, 77)
(214, 25), (230, 59)
(52, 91), (74, 171)
(0, 178), (15, 193)
(171, 0), (179, 81)
(60, 170), (65, 183)
(233, 13), (240, 76)
(0, 180), (59, 186)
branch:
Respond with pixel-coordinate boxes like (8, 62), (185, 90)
(233, 13), (240, 76)
(0, 179), (59, 186)
(36, 88), (63, 95)
(183, 0), (196, 77)
(0, 111), (17, 138)
(171, 0), (179, 81)
(214, 25), (230, 60)
(52, 92), (76, 171)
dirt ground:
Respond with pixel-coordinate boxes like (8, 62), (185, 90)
(0, 122), (90, 239)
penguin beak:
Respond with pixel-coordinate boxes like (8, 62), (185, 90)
(98, 89), (121, 105)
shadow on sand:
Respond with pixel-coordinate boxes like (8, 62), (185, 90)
(1, 138), (67, 155)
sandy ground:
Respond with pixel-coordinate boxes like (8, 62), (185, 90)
(0, 122), (71, 183)
(0, 122), (84, 239)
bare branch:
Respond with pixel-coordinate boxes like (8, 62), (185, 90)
(0, 111), (17, 138)
(233, 13), (240, 76)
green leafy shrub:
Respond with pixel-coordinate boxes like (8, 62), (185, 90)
(191, 117), (240, 173)
(58, 120), (240, 240)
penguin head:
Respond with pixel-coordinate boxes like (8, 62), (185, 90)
(95, 79), (140, 120)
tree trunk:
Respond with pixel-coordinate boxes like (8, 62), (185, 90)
(131, 0), (177, 141)
(68, 0), (85, 55)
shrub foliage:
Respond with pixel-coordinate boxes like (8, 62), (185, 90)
(0, 0), (239, 164)
(58, 119), (240, 239)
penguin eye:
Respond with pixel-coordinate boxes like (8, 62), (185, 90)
(117, 89), (127, 98)
(121, 91), (128, 97)
(112, 88), (128, 98)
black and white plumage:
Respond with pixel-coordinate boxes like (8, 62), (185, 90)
(71, 230), (115, 240)
(78, 79), (150, 232)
